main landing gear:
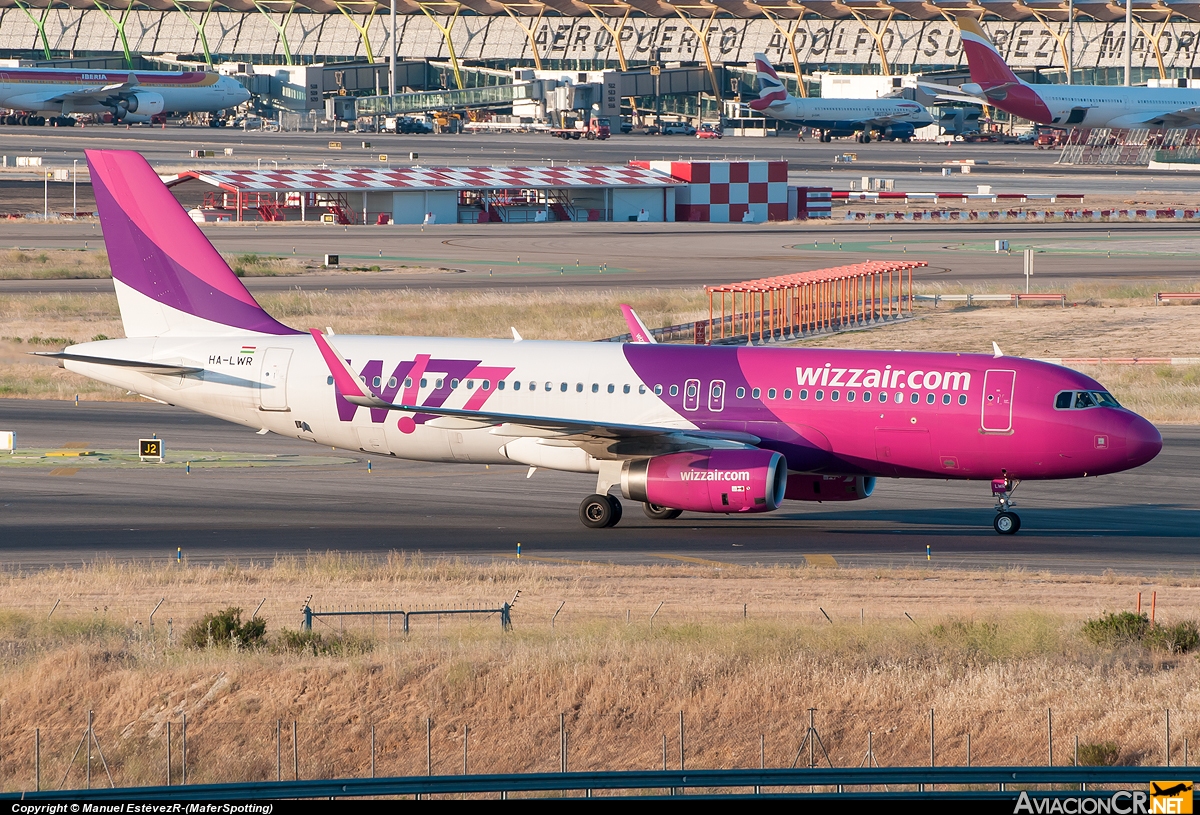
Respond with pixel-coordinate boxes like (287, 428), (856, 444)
(991, 476), (1021, 535)
(578, 494), (684, 527)
(579, 493), (623, 528)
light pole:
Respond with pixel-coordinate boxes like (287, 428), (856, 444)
(72, 159), (77, 217)
(1125, 0), (1132, 86)
(390, 0), (397, 97)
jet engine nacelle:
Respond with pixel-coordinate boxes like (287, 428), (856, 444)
(116, 92), (165, 118)
(881, 123), (915, 141)
(784, 474), (875, 502)
(621, 449), (786, 514)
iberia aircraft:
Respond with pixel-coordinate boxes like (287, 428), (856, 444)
(49, 150), (1162, 534)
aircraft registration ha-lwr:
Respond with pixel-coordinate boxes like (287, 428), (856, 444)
(44, 150), (1162, 533)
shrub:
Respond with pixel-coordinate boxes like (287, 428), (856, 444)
(1082, 612), (1199, 654)
(1077, 742), (1120, 766)
(184, 607), (266, 649)
(1145, 621), (1200, 654)
(1082, 612), (1149, 646)
(275, 629), (373, 657)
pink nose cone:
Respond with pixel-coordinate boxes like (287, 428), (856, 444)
(1126, 415), (1163, 468)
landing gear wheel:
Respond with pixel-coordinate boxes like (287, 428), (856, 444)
(580, 493), (620, 528)
(643, 502), (682, 520)
(994, 511), (1021, 535)
(607, 494), (623, 526)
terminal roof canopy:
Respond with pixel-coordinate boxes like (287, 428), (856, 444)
(176, 164), (684, 192)
(7, 0), (1200, 22)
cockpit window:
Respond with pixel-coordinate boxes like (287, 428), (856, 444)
(1055, 390), (1122, 410)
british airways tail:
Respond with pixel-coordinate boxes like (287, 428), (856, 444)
(85, 149), (299, 338)
(956, 16), (1022, 90)
(750, 53), (790, 111)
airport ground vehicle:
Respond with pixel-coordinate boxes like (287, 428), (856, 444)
(59, 149), (1163, 535)
(661, 122), (696, 135)
(697, 123), (723, 139)
(548, 117), (610, 140)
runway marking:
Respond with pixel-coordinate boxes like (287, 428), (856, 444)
(804, 554), (839, 568)
(49, 468), (79, 476)
(649, 554), (737, 568)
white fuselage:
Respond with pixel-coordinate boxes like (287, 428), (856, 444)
(65, 335), (683, 472)
(1033, 85), (1200, 128)
(760, 98), (933, 130)
(0, 68), (249, 115)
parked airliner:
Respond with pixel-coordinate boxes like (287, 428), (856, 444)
(946, 16), (1200, 129)
(0, 68), (249, 125)
(46, 150), (1161, 534)
(750, 53), (933, 142)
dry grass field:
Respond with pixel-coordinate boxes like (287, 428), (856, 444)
(3, 282), (1200, 421)
(0, 556), (1196, 790)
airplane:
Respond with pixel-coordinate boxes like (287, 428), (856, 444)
(944, 16), (1200, 130)
(44, 149), (1162, 534)
(750, 54), (933, 143)
(1151, 782), (1193, 797)
(0, 68), (250, 126)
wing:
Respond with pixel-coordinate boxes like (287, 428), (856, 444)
(620, 304), (657, 343)
(43, 73), (138, 105)
(308, 329), (759, 460)
(1107, 107), (1200, 129)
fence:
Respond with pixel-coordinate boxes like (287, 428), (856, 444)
(301, 595), (516, 634)
(0, 766), (1185, 801)
(704, 261), (926, 344)
(2, 708), (1194, 793)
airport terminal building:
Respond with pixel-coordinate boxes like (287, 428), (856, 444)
(3, 0), (1200, 91)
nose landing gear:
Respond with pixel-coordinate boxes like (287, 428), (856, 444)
(991, 476), (1021, 534)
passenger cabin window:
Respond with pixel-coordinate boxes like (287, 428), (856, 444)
(544, 382), (552, 392)
(831, 391), (840, 402)
(767, 388), (776, 400)
(654, 385), (664, 395)
(576, 383), (583, 392)
(846, 391), (855, 402)
(639, 385), (646, 394)
(482, 380), (491, 390)
(372, 376), (381, 388)
(608, 384), (616, 394)
(451, 379), (459, 389)
(815, 390), (824, 401)
(752, 388), (761, 399)
(669, 385), (679, 397)
(926, 393), (935, 405)
(388, 377), (397, 389)
(327, 375), (334, 385)
(592, 383), (599, 393)
(466, 380), (474, 389)
(910, 392), (919, 404)
(958, 394), (967, 405)
(513, 381), (521, 391)
(736, 387), (746, 398)
(560, 382), (568, 392)
(497, 381), (505, 390)
(863, 391), (871, 402)
(784, 389), (792, 400)
(942, 393), (950, 405)
(623, 385), (631, 394)
(799, 389), (808, 400)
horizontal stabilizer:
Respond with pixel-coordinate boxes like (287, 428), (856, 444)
(33, 351), (202, 375)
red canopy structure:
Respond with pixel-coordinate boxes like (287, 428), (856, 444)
(704, 260), (928, 344)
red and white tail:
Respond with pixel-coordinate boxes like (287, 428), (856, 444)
(750, 53), (789, 111)
(957, 16), (1021, 90)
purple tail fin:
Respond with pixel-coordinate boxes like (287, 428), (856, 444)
(86, 149), (299, 337)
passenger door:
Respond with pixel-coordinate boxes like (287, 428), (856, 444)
(981, 369), (1016, 433)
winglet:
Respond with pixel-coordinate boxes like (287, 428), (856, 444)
(992, 341), (1003, 358)
(620, 304), (657, 344)
(309, 328), (389, 408)
(511, 327), (523, 343)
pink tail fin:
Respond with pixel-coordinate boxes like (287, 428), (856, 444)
(86, 149), (299, 337)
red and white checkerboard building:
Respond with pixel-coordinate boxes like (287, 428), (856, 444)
(630, 160), (790, 223)
(173, 160), (793, 225)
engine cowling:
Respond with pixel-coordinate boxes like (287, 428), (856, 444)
(621, 449), (786, 514)
(785, 474), (875, 502)
(116, 91), (165, 118)
(881, 123), (915, 141)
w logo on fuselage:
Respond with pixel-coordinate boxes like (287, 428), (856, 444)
(336, 355), (513, 424)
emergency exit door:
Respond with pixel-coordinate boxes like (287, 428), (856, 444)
(981, 369), (1016, 432)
